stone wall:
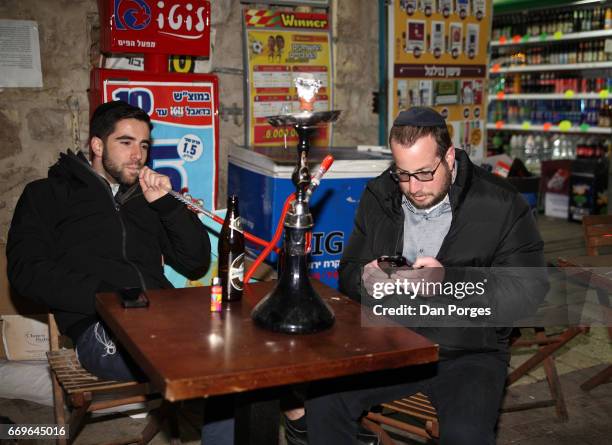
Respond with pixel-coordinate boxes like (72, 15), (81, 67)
(0, 0), (379, 242)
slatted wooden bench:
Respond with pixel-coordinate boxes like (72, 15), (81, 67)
(362, 393), (439, 444)
(46, 314), (174, 445)
(47, 348), (145, 396)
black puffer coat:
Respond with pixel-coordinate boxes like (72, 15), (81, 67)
(339, 149), (549, 357)
(7, 151), (211, 342)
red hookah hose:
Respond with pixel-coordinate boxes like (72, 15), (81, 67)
(180, 195), (280, 255)
(244, 193), (296, 284)
(207, 212), (280, 254)
(243, 155), (335, 283)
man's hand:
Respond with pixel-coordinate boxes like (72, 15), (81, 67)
(413, 256), (443, 269)
(362, 257), (446, 299)
(139, 167), (171, 203)
(362, 259), (393, 299)
(393, 256), (445, 297)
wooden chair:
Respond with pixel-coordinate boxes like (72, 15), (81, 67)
(576, 215), (612, 390)
(362, 393), (438, 444)
(361, 327), (583, 443)
(503, 326), (585, 421)
(47, 314), (178, 445)
(501, 215), (612, 414)
(582, 214), (612, 256)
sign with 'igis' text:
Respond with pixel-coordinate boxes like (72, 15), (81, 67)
(98, 0), (211, 56)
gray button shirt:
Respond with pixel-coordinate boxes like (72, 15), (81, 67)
(402, 195), (452, 263)
(401, 161), (456, 263)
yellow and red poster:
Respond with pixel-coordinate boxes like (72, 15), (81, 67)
(243, 9), (333, 148)
(389, 0), (491, 160)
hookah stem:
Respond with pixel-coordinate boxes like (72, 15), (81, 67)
(244, 193), (296, 284)
(243, 157), (332, 282)
(305, 155), (335, 200)
(166, 190), (279, 253)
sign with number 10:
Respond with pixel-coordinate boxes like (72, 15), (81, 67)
(102, 77), (219, 212)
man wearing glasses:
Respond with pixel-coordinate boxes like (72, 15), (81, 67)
(302, 107), (548, 444)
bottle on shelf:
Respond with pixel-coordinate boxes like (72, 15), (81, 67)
(523, 135), (542, 174)
(598, 101), (611, 127)
(218, 195), (245, 302)
(493, 5), (612, 39)
(551, 134), (562, 160)
(489, 83), (611, 128)
(509, 134), (521, 159)
(488, 132), (610, 162)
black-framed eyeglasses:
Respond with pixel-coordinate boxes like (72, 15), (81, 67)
(389, 158), (443, 183)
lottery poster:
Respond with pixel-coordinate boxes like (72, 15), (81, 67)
(242, 8), (334, 148)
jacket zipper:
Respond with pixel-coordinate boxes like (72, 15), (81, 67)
(393, 228), (403, 256)
(393, 193), (404, 256)
(77, 158), (148, 291)
(116, 204), (148, 291)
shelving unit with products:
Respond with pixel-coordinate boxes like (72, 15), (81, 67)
(487, 0), (612, 171)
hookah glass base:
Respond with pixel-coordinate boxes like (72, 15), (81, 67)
(251, 227), (335, 334)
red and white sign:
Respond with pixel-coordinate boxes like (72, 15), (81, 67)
(103, 81), (215, 127)
(98, 0), (211, 56)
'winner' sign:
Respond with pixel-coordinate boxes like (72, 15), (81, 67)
(98, 0), (211, 56)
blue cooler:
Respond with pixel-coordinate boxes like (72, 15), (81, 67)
(228, 145), (391, 288)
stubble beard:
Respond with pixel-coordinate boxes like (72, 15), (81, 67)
(405, 161), (452, 210)
(102, 150), (142, 187)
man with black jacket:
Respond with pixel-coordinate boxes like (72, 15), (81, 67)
(8, 100), (211, 380)
(303, 107), (549, 444)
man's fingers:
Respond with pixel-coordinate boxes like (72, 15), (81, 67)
(363, 260), (387, 277)
(362, 260), (390, 297)
(412, 258), (427, 268)
(139, 167), (170, 192)
(393, 268), (421, 279)
(138, 174), (148, 191)
(364, 259), (380, 269)
(413, 256), (442, 268)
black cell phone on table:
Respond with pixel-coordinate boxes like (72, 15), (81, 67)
(377, 255), (413, 275)
(118, 287), (149, 308)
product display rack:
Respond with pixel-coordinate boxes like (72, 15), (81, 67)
(486, 123), (612, 135)
(487, 0), (612, 158)
(491, 61), (612, 73)
(489, 93), (607, 100)
(491, 28), (612, 46)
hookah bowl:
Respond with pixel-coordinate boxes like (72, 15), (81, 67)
(251, 110), (340, 334)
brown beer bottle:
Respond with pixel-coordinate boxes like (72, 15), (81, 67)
(218, 195), (245, 301)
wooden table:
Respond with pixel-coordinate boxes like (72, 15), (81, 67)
(96, 281), (438, 443)
(557, 255), (612, 391)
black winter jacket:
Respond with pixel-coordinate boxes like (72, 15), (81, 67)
(339, 149), (549, 357)
(7, 151), (211, 342)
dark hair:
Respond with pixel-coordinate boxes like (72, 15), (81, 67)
(89, 100), (152, 143)
(388, 125), (452, 158)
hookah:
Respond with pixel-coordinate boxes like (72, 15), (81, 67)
(250, 73), (340, 334)
(167, 73), (339, 334)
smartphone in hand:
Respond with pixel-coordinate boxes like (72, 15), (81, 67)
(118, 287), (149, 308)
(377, 255), (413, 276)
